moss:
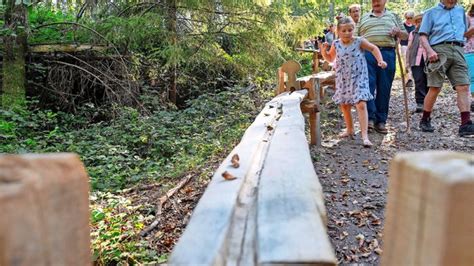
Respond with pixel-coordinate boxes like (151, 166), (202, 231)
(2, 38), (26, 110)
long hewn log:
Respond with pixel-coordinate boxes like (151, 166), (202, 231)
(169, 91), (336, 265)
(257, 91), (334, 264)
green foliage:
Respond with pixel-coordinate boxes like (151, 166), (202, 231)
(2, 52), (26, 110)
(90, 13), (165, 53)
(90, 192), (158, 264)
(0, 87), (264, 190)
(28, 6), (77, 43)
(1, 87), (267, 264)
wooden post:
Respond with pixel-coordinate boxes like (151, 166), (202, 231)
(382, 151), (474, 266)
(0, 154), (91, 265)
(312, 51), (319, 74)
(276, 67), (285, 95)
(314, 78), (321, 146)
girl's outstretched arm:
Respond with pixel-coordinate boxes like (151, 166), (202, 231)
(360, 38), (387, 69)
(319, 42), (336, 63)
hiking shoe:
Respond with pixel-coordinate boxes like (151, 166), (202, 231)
(419, 119), (435, 132)
(415, 103), (423, 113)
(406, 79), (414, 87)
(374, 123), (388, 134)
(459, 121), (474, 137)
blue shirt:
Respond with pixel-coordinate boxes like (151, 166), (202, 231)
(419, 3), (468, 45)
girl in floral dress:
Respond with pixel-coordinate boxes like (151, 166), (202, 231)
(320, 17), (387, 147)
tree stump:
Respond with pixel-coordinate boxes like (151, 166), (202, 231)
(0, 153), (91, 266)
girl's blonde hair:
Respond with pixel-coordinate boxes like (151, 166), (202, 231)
(337, 16), (355, 29)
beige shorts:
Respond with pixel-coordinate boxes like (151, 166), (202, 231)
(426, 44), (470, 88)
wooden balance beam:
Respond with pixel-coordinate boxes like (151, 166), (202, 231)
(169, 89), (336, 265)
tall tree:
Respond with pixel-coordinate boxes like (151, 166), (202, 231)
(166, 0), (177, 104)
(2, 0), (28, 109)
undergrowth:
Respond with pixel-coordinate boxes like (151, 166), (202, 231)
(0, 85), (270, 263)
(0, 86), (267, 191)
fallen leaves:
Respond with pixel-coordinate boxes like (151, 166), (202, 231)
(341, 177), (350, 184)
(370, 239), (379, 249)
(374, 248), (383, 255)
(355, 233), (365, 247)
(231, 154), (240, 168)
(222, 171), (237, 181)
(371, 218), (382, 226)
(339, 231), (349, 240)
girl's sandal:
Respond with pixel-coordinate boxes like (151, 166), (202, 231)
(363, 139), (373, 148)
(338, 131), (355, 139)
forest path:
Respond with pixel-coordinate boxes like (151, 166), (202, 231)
(311, 78), (473, 264)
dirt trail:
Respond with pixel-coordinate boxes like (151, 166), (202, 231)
(311, 79), (473, 264)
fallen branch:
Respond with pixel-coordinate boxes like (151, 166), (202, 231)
(139, 174), (194, 237)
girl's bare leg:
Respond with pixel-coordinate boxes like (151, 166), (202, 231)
(355, 101), (372, 147)
(339, 104), (354, 138)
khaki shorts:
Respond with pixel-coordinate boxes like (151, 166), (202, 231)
(426, 44), (470, 88)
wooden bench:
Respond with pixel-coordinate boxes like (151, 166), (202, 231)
(169, 88), (336, 265)
(276, 60), (335, 146)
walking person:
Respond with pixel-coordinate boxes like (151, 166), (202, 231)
(401, 11), (416, 87)
(418, 0), (474, 137)
(405, 12), (428, 113)
(320, 17), (387, 147)
(348, 4), (361, 24)
(356, 0), (408, 134)
(325, 23), (336, 46)
(464, 4), (474, 112)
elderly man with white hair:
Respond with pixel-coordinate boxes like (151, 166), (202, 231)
(348, 4), (361, 24)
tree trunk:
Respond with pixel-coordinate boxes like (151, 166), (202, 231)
(166, 0), (177, 105)
(329, 1), (334, 23)
(2, 0), (27, 109)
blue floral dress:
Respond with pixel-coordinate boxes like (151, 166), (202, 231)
(332, 37), (373, 105)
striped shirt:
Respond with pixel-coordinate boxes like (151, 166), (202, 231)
(356, 9), (406, 48)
